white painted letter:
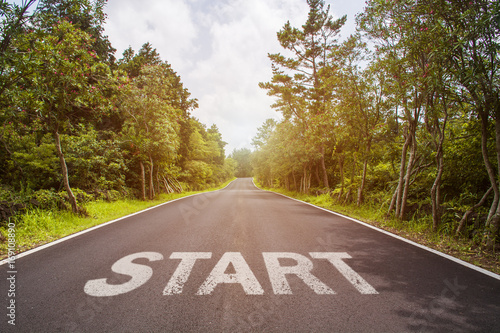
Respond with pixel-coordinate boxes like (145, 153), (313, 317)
(262, 252), (335, 295)
(84, 252), (163, 297)
(163, 252), (212, 295)
(309, 252), (378, 294)
(197, 252), (264, 295)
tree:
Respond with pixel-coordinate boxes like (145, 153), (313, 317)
(431, 0), (500, 246)
(12, 20), (118, 212)
(207, 124), (227, 166)
(325, 35), (388, 205)
(118, 42), (162, 78)
(252, 119), (277, 187)
(230, 148), (253, 178)
(36, 0), (115, 62)
(358, 0), (436, 219)
(119, 63), (182, 199)
(260, 0), (346, 189)
(0, 0), (38, 107)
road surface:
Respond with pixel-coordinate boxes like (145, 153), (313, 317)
(1, 178), (499, 332)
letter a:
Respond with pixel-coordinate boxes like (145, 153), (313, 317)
(197, 252), (264, 295)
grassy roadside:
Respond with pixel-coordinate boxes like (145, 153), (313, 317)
(0, 178), (236, 260)
(256, 183), (500, 275)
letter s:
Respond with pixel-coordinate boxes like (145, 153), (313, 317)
(84, 252), (163, 297)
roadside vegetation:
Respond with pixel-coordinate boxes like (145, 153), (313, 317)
(253, 0), (500, 271)
(255, 182), (500, 275)
(0, 0), (236, 251)
(0, 178), (235, 259)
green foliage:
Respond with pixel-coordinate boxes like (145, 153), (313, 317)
(62, 127), (128, 193)
(255, 0), (500, 248)
(0, 0), (234, 221)
(0, 178), (236, 258)
(36, 0), (115, 62)
(230, 148), (253, 177)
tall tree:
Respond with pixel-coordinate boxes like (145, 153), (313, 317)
(326, 35), (388, 205)
(36, 0), (115, 62)
(260, 0), (346, 189)
(431, 0), (500, 245)
(358, 0), (434, 219)
(230, 148), (253, 178)
(119, 63), (182, 199)
(12, 20), (118, 212)
(0, 0), (38, 107)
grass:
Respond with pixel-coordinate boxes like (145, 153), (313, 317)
(0, 178), (235, 259)
(257, 184), (500, 275)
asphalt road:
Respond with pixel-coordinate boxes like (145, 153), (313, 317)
(1, 178), (499, 332)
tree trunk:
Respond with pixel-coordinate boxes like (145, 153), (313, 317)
(391, 127), (410, 216)
(494, 104), (500, 217)
(456, 186), (492, 236)
(485, 214), (500, 250)
(308, 165), (312, 192)
(163, 176), (174, 194)
(319, 145), (329, 188)
(338, 155), (345, 201)
(140, 161), (146, 201)
(357, 141), (371, 206)
(484, 105), (500, 248)
(431, 152), (444, 231)
(345, 152), (357, 204)
(389, 188), (398, 215)
(314, 164), (321, 188)
(430, 108), (448, 231)
(357, 158), (368, 206)
(302, 164), (307, 193)
(54, 131), (78, 214)
(399, 131), (416, 219)
(149, 156), (155, 200)
(478, 110), (499, 222)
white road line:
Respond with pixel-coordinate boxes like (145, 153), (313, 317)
(253, 179), (500, 281)
(0, 179), (237, 266)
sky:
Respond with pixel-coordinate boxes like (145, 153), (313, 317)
(13, 0), (368, 155)
(103, 0), (368, 155)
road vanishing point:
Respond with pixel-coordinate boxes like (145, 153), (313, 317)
(1, 178), (499, 332)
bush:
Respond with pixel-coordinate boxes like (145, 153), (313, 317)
(30, 188), (92, 211)
(31, 189), (67, 210)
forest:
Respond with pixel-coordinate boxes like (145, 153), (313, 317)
(254, 0), (500, 250)
(1, 0), (499, 263)
(0, 0), (236, 221)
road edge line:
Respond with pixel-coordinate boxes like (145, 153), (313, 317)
(253, 180), (500, 281)
(0, 179), (237, 266)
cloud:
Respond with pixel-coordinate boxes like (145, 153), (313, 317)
(103, 0), (365, 154)
(183, 0), (309, 153)
(104, 0), (198, 69)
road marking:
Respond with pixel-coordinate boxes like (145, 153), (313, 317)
(84, 252), (163, 297)
(310, 252), (378, 294)
(163, 252), (212, 295)
(84, 252), (378, 297)
(263, 252), (335, 295)
(197, 252), (264, 295)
